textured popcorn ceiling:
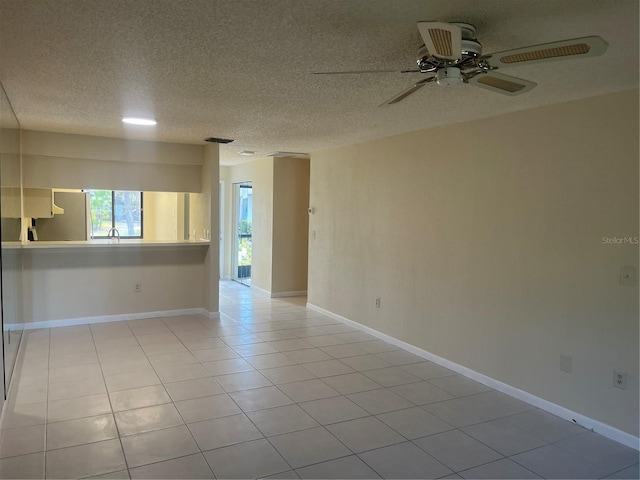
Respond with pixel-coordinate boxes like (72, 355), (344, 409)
(0, 0), (638, 165)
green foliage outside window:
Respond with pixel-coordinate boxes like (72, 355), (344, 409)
(89, 190), (142, 237)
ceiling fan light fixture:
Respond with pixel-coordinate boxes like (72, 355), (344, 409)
(436, 67), (462, 86)
(315, 23), (607, 104)
(239, 150), (256, 156)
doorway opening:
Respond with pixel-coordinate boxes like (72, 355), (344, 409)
(219, 180), (224, 280)
(232, 182), (252, 286)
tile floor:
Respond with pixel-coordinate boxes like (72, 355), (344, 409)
(0, 281), (637, 479)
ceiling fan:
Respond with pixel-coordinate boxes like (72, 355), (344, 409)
(313, 22), (608, 105)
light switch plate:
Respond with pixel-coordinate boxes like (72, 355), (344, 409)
(560, 354), (572, 373)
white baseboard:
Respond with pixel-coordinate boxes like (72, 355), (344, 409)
(248, 285), (307, 298)
(3, 324), (23, 332)
(306, 302), (640, 451)
(250, 285), (271, 296)
(271, 290), (307, 298)
(18, 308), (210, 330)
(0, 388), (11, 431)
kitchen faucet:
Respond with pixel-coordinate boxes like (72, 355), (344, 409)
(107, 228), (120, 242)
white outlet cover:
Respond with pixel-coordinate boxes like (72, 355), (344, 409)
(620, 266), (637, 286)
(613, 370), (627, 390)
(560, 354), (572, 373)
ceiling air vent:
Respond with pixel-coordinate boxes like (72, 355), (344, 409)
(204, 137), (234, 144)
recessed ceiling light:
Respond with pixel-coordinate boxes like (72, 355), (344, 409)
(122, 117), (157, 126)
(239, 151), (256, 156)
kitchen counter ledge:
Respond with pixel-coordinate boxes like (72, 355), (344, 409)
(2, 239), (210, 251)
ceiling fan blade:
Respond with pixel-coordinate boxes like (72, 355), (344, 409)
(312, 69), (421, 75)
(487, 36), (608, 67)
(468, 72), (536, 96)
(417, 22), (462, 61)
(380, 78), (434, 106)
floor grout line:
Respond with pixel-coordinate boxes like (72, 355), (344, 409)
(89, 322), (132, 479)
(2, 283), (634, 479)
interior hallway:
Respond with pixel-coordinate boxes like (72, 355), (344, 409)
(0, 281), (637, 479)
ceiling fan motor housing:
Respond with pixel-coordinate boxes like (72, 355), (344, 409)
(436, 67), (462, 86)
(452, 22), (477, 40)
(359, 22), (609, 104)
(461, 39), (482, 57)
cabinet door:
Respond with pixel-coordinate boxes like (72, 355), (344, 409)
(23, 188), (54, 218)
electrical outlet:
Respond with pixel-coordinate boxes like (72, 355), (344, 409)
(375, 297), (381, 308)
(134, 282), (142, 293)
(613, 370), (627, 390)
(312, 230), (316, 240)
(620, 266), (636, 286)
(559, 354), (572, 373)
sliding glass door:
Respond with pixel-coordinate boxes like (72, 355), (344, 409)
(232, 182), (252, 286)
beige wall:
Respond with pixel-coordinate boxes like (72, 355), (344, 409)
(218, 167), (232, 279)
(22, 130), (203, 164)
(220, 159), (274, 292)
(219, 165), (239, 279)
(143, 192), (179, 241)
(22, 131), (203, 192)
(0, 128), (22, 232)
(21, 247), (207, 323)
(220, 157), (310, 295)
(37, 191), (87, 241)
(1, 249), (23, 328)
(272, 157), (310, 294)
(13, 134), (221, 321)
(201, 144), (219, 313)
(308, 89), (639, 436)
(0, 128), (21, 190)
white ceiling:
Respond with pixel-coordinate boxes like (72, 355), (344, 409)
(0, 0), (638, 165)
